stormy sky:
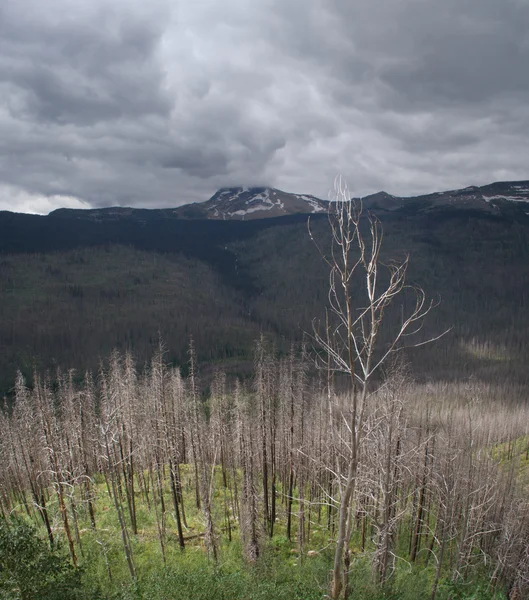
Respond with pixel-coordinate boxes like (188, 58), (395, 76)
(1, 0), (528, 213)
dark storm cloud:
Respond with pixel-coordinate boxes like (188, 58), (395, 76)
(0, 0), (528, 213)
(374, 1), (529, 108)
(0, 3), (172, 125)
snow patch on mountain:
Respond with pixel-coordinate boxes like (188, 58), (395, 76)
(483, 195), (529, 203)
(250, 190), (272, 205)
(294, 195), (326, 212)
(231, 204), (275, 216)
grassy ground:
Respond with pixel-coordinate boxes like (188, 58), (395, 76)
(492, 435), (529, 475)
(4, 465), (508, 600)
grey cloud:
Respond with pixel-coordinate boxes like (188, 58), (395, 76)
(381, 32), (529, 108)
(0, 0), (528, 212)
(160, 148), (230, 178)
(0, 1), (172, 126)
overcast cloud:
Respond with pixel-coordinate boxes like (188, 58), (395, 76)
(1, 0), (528, 213)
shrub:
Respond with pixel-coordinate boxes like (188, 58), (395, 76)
(0, 516), (89, 600)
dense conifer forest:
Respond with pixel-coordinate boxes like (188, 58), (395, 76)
(1, 203), (529, 394)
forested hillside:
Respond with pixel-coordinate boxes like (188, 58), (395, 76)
(1, 205), (529, 394)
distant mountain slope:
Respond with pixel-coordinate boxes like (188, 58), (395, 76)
(169, 187), (327, 220)
(360, 180), (529, 215)
(46, 187), (327, 222)
(43, 180), (529, 223)
(168, 179), (529, 220)
(180, 179), (529, 220)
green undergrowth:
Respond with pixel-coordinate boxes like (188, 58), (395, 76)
(80, 540), (505, 600)
(3, 468), (508, 600)
(1, 515), (506, 600)
(107, 542), (330, 600)
(491, 435), (529, 475)
(4, 526), (505, 600)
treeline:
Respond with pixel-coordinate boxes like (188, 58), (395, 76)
(1, 342), (528, 599)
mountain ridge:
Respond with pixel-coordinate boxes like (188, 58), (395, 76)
(43, 179), (529, 221)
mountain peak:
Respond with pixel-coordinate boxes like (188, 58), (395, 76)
(181, 186), (328, 220)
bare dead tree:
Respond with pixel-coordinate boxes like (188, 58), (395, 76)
(187, 340), (218, 562)
(11, 373), (54, 547)
(33, 372), (78, 567)
(236, 382), (262, 562)
(161, 361), (187, 549)
(99, 358), (137, 580)
(309, 176), (444, 600)
(361, 366), (411, 585)
(210, 371), (237, 543)
(254, 336), (275, 537)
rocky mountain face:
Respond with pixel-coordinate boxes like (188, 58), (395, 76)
(360, 180), (529, 215)
(172, 187), (328, 220)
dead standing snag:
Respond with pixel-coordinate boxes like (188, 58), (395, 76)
(309, 177), (445, 599)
